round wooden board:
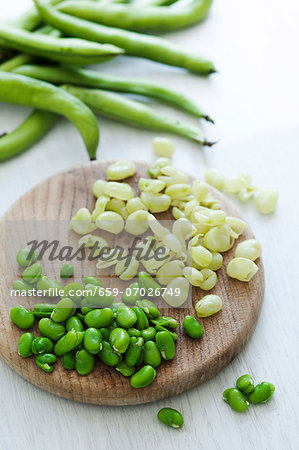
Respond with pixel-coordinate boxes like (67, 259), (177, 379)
(0, 161), (264, 406)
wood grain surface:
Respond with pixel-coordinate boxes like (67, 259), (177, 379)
(0, 161), (264, 406)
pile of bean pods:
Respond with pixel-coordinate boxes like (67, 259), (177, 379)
(223, 374), (275, 412)
(11, 249), (205, 384)
(0, 0), (215, 162)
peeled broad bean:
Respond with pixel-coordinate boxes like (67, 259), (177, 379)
(104, 181), (134, 201)
(107, 160), (136, 180)
(227, 258), (258, 282)
(152, 137), (175, 157)
(235, 239), (262, 261)
(96, 211), (124, 234)
(195, 294), (222, 317)
(255, 189), (278, 214)
(162, 277), (189, 307)
(70, 208), (96, 235)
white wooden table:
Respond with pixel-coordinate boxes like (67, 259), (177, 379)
(1, 1), (298, 449)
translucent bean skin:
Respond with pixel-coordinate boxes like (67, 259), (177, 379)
(0, 72), (99, 160)
(183, 315), (204, 339)
(130, 365), (156, 388)
(0, 24), (123, 66)
(62, 85), (210, 145)
(35, 1), (215, 75)
(75, 349), (95, 376)
(18, 332), (34, 358)
(157, 408), (184, 429)
(0, 110), (58, 162)
(14, 65), (212, 120)
(60, 0), (213, 33)
(10, 306), (35, 329)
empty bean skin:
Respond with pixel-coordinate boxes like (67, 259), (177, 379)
(35, 353), (57, 373)
(31, 337), (54, 355)
(116, 360), (135, 377)
(130, 365), (156, 388)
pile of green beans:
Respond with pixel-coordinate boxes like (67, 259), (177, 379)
(60, 0), (213, 33)
(0, 0), (215, 162)
(223, 374), (275, 412)
(11, 249), (181, 387)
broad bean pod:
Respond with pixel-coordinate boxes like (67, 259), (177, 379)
(14, 64), (212, 121)
(35, 1), (215, 75)
(0, 72), (99, 159)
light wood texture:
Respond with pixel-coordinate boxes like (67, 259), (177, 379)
(0, 161), (264, 405)
(1, 0), (299, 448)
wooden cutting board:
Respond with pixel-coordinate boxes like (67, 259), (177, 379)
(0, 161), (264, 405)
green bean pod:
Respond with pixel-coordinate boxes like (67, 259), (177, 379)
(34, 1), (215, 75)
(60, 0), (213, 33)
(75, 349), (95, 375)
(14, 65), (212, 121)
(0, 23), (123, 66)
(0, 72), (99, 160)
(62, 85), (210, 145)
